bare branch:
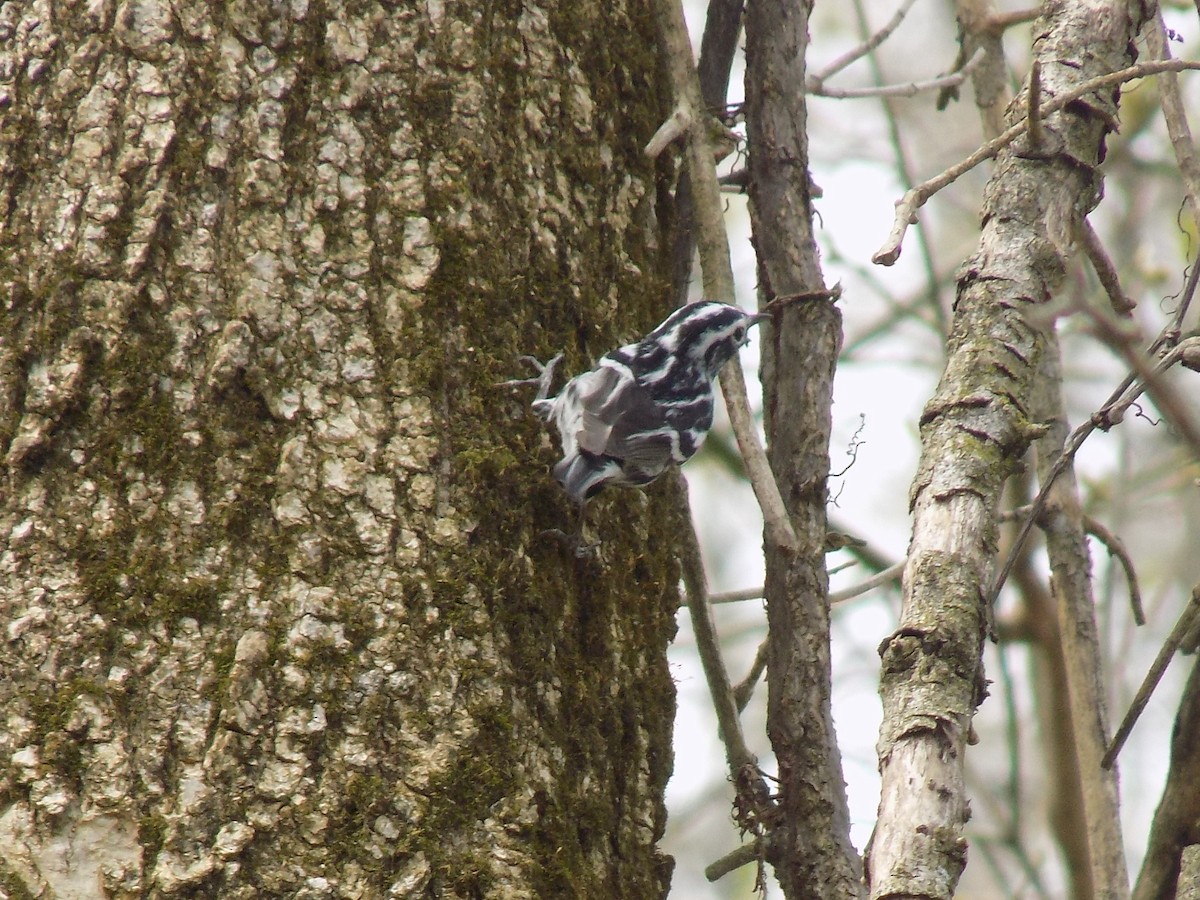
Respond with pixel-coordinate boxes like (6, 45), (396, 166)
(747, 0), (864, 893)
(734, 639), (769, 711)
(644, 103), (693, 158)
(677, 476), (767, 780)
(1104, 586), (1200, 769)
(1132, 648), (1200, 900)
(1079, 218), (1137, 316)
(809, 48), (986, 99)
(1085, 514), (1144, 625)
(709, 586), (765, 605)
(652, 0), (798, 554)
(830, 559), (905, 603)
(870, 4), (1151, 893)
(705, 841), (760, 882)
(721, 363), (799, 553)
(873, 58), (1200, 266)
(1146, 9), (1200, 230)
(954, 0), (1014, 140)
(989, 332), (1200, 605)
(708, 557), (904, 607)
(985, 7), (1040, 31)
(667, 0), (744, 307)
(808, 0), (920, 86)
(1031, 337), (1130, 894)
(1012, 538), (1096, 897)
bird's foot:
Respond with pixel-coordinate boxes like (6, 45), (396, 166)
(496, 353), (563, 402)
(539, 527), (599, 559)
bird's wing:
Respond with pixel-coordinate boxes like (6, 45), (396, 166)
(571, 365), (675, 473)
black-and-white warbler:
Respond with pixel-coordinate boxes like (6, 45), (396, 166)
(513, 301), (767, 504)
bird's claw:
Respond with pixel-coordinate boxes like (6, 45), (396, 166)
(539, 527), (599, 559)
(497, 352), (563, 402)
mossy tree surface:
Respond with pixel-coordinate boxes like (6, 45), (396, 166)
(0, 2), (679, 897)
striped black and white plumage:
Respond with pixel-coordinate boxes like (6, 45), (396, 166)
(532, 301), (766, 504)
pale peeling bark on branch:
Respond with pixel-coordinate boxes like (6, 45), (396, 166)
(0, 2), (677, 897)
(868, 1), (1150, 897)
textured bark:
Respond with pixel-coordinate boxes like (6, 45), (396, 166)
(1032, 338), (1128, 896)
(745, 1), (863, 897)
(0, 2), (679, 898)
(954, 0), (1012, 140)
(1134, 653), (1200, 900)
(1022, 562), (1094, 899)
(666, 0), (743, 308)
(868, 1), (1150, 896)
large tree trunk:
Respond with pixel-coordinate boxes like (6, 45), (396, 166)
(0, 2), (680, 896)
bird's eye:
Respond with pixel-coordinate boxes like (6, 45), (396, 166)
(733, 326), (746, 342)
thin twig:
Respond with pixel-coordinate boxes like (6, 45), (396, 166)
(999, 503), (1144, 626)
(989, 336), (1200, 605)
(652, 0), (798, 554)
(1147, 9), (1200, 230)
(850, 0), (949, 332)
(988, 249), (1200, 605)
(810, 48), (986, 99)
(830, 559), (905, 603)
(827, 558), (859, 577)
(985, 7), (1040, 32)
(1103, 585), (1200, 768)
(705, 840), (760, 882)
(679, 476), (761, 777)
(644, 103), (692, 158)
(706, 557), (904, 607)
(873, 57), (1200, 266)
(1083, 514), (1144, 626)
(709, 586), (764, 605)
(808, 0), (920, 86)
(1079, 218), (1137, 316)
(1085, 320), (1200, 458)
(734, 639), (769, 711)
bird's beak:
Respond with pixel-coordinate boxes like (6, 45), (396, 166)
(746, 312), (771, 329)
(735, 313), (769, 347)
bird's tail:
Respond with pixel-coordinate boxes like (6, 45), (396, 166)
(553, 454), (617, 505)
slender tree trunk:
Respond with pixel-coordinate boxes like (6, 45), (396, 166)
(1033, 334), (1128, 895)
(868, 1), (1149, 896)
(1135, 650), (1200, 900)
(745, 1), (863, 896)
(0, 3), (680, 896)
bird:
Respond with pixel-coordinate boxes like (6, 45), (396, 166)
(509, 301), (767, 505)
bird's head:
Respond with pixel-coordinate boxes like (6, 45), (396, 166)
(647, 301), (768, 379)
